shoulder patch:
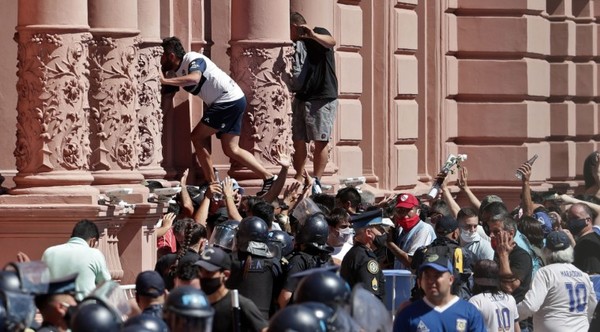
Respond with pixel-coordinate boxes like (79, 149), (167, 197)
(367, 259), (379, 274)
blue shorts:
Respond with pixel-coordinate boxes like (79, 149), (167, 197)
(201, 96), (246, 136)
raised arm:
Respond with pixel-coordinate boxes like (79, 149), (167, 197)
(159, 70), (201, 87)
(457, 167), (481, 210)
(179, 169), (195, 218)
(440, 173), (460, 218)
(222, 177), (243, 221)
(299, 25), (336, 49)
(518, 163), (534, 217)
(260, 145), (291, 203)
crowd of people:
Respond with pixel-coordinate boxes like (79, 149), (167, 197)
(2, 10), (600, 332)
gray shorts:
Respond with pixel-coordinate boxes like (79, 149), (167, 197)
(291, 98), (338, 142)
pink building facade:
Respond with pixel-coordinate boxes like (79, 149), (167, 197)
(0, 0), (598, 283)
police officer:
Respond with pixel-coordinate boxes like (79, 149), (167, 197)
(226, 216), (282, 319)
(34, 274), (78, 332)
(277, 212), (332, 308)
(340, 209), (386, 300)
(163, 286), (214, 332)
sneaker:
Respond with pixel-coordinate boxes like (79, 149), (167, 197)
(257, 176), (277, 196)
(312, 177), (322, 195)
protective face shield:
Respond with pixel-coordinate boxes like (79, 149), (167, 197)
(291, 198), (321, 226)
(267, 230), (294, 260)
(0, 261), (50, 331)
(350, 284), (392, 332)
(209, 220), (240, 252)
(301, 302), (362, 332)
(84, 280), (131, 322)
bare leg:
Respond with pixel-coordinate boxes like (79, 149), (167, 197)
(293, 140), (307, 181)
(313, 140), (329, 179)
(220, 133), (273, 179)
(191, 122), (219, 183)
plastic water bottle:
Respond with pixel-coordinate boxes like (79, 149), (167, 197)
(213, 168), (223, 201)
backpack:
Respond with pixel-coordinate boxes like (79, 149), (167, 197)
(410, 239), (472, 300)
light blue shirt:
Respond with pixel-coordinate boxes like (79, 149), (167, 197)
(42, 237), (111, 300)
(514, 230), (544, 278)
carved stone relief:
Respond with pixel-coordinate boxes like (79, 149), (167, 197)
(136, 45), (163, 169)
(230, 45), (294, 165)
(14, 32), (92, 173)
(88, 35), (139, 171)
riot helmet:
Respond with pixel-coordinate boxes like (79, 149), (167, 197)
(123, 314), (169, 332)
(268, 304), (326, 332)
(296, 213), (329, 251)
(70, 302), (121, 332)
(293, 271), (351, 308)
(209, 220), (240, 252)
(301, 301), (362, 332)
(235, 216), (270, 257)
(267, 230), (294, 259)
(163, 286), (214, 332)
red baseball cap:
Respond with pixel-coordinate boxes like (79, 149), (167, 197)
(395, 193), (419, 209)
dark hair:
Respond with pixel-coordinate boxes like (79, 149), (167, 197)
(71, 220), (100, 240)
(472, 259), (500, 295)
(530, 191), (545, 204)
(169, 220), (207, 276)
(336, 187), (361, 210)
(583, 151), (598, 189)
(311, 194), (336, 213)
(457, 207), (478, 222)
(327, 207), (350, 228)
(518, 216), (544, 249)
(480, 201), (509, 223)
(429, 200), (452, 218)
(251, 201), (275, 228)
(290, 12), (307, 25)
(161, 37), (186, 60)
(176, 261), (199, 282)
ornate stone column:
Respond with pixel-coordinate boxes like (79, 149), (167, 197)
(229, 0), (293, 186)
(87, 0), (146, 192)
(137, 0), (165, 180)
(13, 0), (97, 200)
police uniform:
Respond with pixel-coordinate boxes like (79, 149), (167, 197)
(35, 273), (78, 332)
(340, 210), (385, 300)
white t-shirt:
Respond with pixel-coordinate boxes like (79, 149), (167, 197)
(394, 221), (436, 270)
(331, 241), (353, 265)
(469, 292), (519, 332)
(517, 263), (598, 332)
(175, 51), (244, 106)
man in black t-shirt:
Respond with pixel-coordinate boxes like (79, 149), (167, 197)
(567, 202), (600, 274)
(195, 246), (267, 332)
(290, 12), (338, 194)
(486, 214), (532, 303)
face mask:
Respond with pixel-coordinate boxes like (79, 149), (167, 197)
(63, 304), (77, 328)
(396, 214), (420, 231)
(460, 230), (479, 244)
(200, 277), (222, 295)
(568, 218), (588, 236)
(490, 236), (497, 250)
(373, 234), (388, 249)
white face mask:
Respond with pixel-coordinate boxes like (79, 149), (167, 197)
(336, 227), (354, 244)
(460, 230), (479, 243)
